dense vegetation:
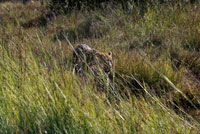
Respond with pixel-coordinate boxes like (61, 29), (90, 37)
(0, 0), (199, 133)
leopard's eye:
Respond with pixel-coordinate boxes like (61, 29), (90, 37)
(108, 51), (112, 57)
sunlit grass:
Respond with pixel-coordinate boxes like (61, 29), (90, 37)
(0, 1), (199, 133)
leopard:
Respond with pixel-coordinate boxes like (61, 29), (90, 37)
(72, 44), (113, 90)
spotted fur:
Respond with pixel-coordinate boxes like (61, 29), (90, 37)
(72, 44), (113, 89)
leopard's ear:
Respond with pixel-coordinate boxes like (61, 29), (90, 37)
(108, 51), (112, 57)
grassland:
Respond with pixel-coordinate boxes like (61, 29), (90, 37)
(0, 1), (199, 133)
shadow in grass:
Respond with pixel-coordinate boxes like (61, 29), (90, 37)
(183, 39), (200, 52)
(54, 17), (110, 42)
(21, 12), (52, 28)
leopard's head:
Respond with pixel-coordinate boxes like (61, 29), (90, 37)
(93, 50), (113, 75)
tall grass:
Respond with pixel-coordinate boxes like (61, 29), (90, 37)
(0, 1), (199, 133)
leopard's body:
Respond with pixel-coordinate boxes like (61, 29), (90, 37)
(72, 44), (113, 89)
